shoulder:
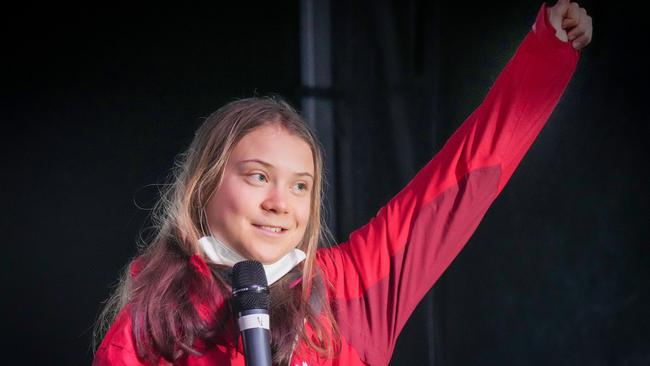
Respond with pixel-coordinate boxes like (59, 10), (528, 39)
(93, 306), (145, 365)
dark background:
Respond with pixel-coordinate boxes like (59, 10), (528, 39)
(2, 1), (647, 365)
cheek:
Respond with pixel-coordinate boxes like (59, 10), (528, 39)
(214, 177), (253, 211)
(205, 197), (228, 232)
(296, 200), (311, 227)
(207, 182), (249, 225)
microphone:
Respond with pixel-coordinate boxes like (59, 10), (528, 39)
(231, 260), (272, 366)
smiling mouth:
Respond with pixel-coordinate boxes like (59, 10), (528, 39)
(253, 224), (288, 233)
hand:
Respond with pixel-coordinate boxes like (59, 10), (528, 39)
(547, 0), (593, 50)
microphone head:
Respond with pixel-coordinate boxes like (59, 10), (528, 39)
(231, 260), (270, 311)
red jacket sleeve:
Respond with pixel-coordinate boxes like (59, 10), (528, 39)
(316, 4), (579, 365)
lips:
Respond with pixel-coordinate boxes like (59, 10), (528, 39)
(252, 224), (288, 234)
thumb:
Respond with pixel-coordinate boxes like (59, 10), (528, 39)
(553, 0), (571, 16)
(548, 0), (571, 42)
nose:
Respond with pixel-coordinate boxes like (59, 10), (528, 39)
(261, 186), (290, 214)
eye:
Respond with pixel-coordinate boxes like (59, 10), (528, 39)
(292, 182), (309, 194)
(247, 172), (268, 185)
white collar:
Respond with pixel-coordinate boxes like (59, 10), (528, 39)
(198, 236), (306, 285)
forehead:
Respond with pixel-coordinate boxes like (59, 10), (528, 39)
(230, 124), (314, 175)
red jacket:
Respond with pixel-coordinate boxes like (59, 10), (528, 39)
(94, 4), (579, 365)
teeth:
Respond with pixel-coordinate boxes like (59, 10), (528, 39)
(260, 226), (282, 233)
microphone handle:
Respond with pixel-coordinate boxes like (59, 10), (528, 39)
(239, 309), (272, 366)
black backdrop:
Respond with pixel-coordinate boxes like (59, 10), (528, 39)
(2, 1), (648, 365)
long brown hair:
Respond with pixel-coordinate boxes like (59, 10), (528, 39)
(94, 96), (340, 364)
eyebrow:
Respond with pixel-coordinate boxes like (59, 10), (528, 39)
(238, 159), (314, 179)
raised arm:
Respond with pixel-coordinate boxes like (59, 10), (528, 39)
(316, 2), (590, 365)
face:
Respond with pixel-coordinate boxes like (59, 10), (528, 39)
(205, 123), (314, 264)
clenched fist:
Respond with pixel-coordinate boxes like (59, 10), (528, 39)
(547, 0), (593, 50)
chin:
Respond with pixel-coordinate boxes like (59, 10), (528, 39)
(248, 251), (284, 265)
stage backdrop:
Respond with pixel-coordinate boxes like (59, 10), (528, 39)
(1, 1), (647, 365)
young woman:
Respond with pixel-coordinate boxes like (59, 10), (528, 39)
(94, 1), (592, 365)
